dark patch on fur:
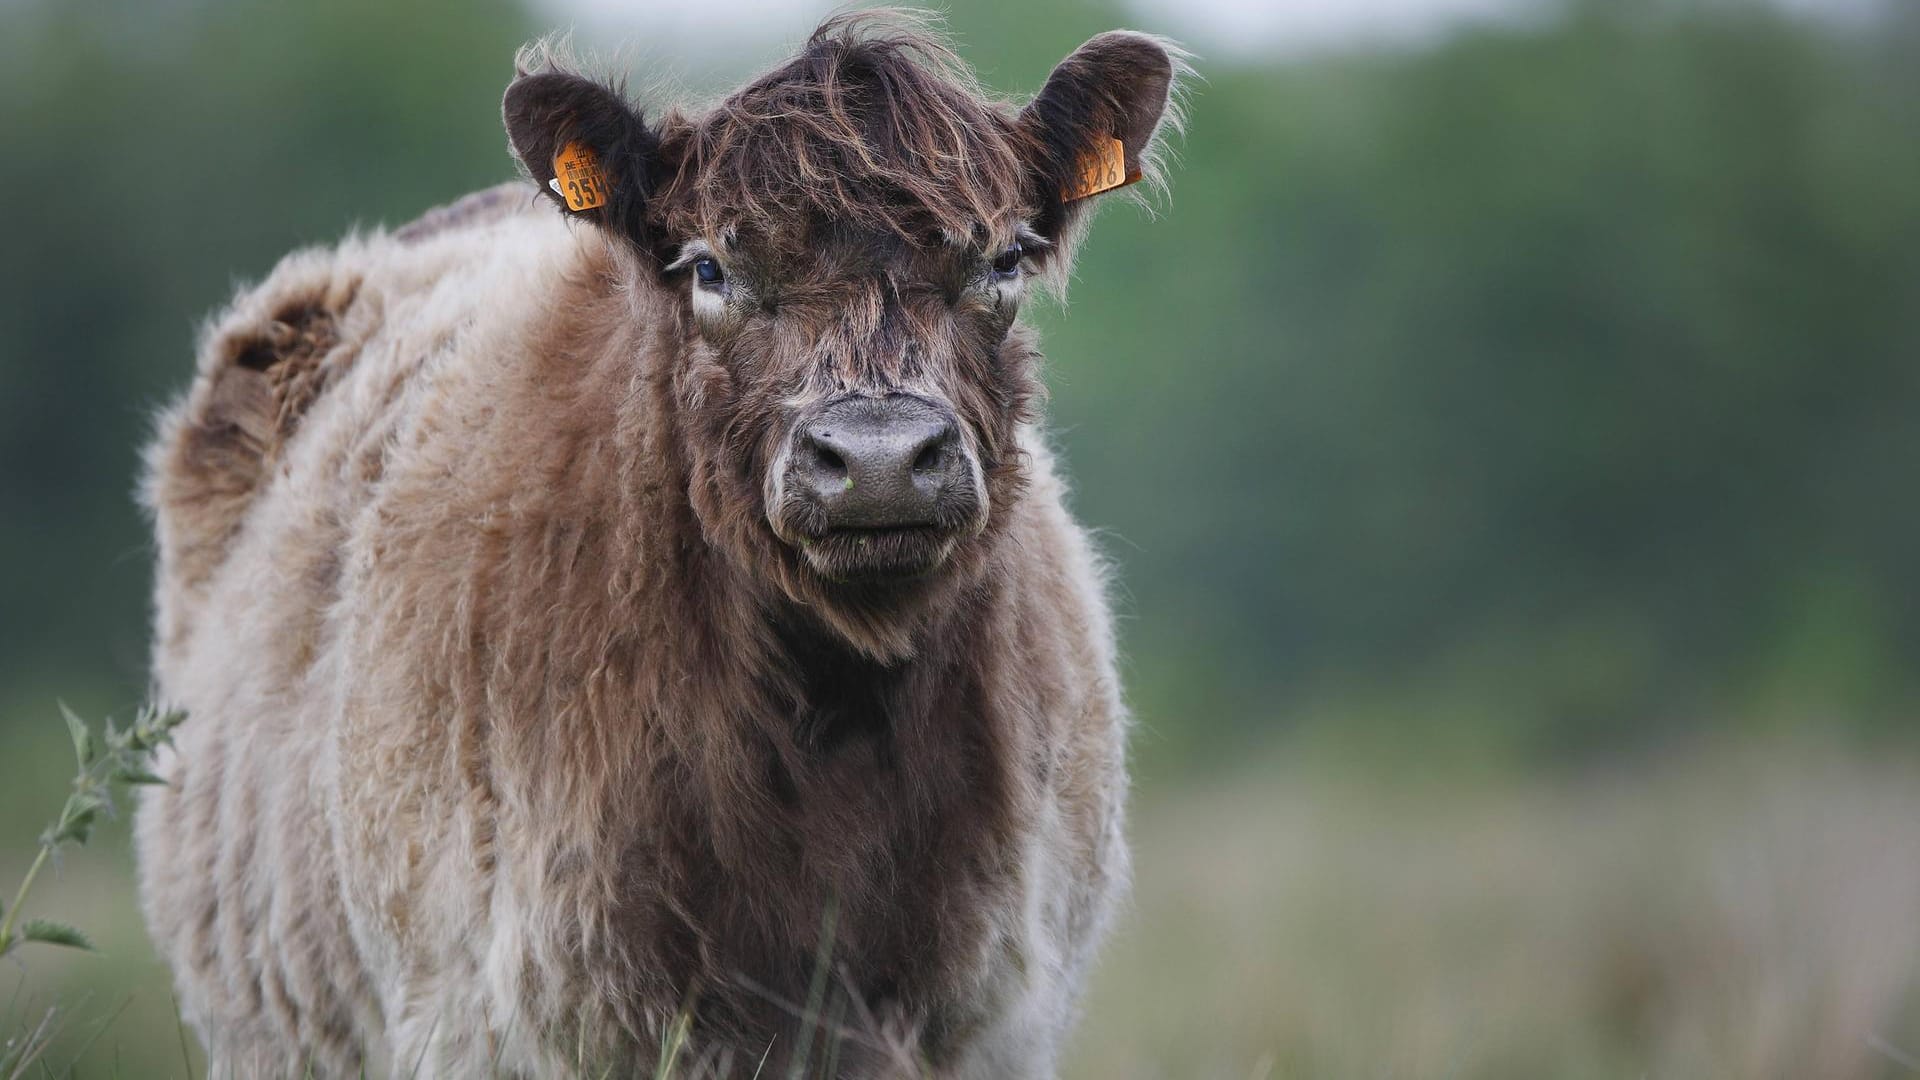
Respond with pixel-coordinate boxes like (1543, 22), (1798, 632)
(159, 282), (358, 594)
(774, 614), (900, 755)
(216, 294), (352, 457)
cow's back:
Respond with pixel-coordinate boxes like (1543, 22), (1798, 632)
(142, 182), (547, 648)
(135, 183), (565, 1074)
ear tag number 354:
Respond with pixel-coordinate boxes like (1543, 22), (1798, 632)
(551, 142), (608, 212)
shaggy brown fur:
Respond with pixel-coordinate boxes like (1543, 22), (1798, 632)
(137, 12), (1184, 1077)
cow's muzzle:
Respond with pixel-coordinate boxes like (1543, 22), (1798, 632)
(772, 394), (985, 581)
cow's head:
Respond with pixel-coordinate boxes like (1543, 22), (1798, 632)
(504, 14), (1183, 657)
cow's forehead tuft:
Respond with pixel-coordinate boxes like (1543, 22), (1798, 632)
(653, 13), (1032, 248)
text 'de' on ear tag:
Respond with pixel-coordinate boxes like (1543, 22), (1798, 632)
(551, 141), (609, 212)
(1062, 135), (1140, 202)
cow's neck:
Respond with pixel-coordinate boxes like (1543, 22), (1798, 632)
(770, 612), (904, 758)
(644, 554), (1025, 1029)
(727, 585), (1004, 815)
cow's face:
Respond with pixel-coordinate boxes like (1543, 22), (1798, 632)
(504, 15), (1181, 652)
(664, 222), (1040, 587)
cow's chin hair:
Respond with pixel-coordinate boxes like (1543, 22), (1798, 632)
(795, 527), (958, 584)
(759, 522), (980, 663)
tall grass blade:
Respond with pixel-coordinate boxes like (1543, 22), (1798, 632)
(786, 897), (838, 1080)
(170, 989), (194, 1080)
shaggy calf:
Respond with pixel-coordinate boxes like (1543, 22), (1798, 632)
(137, 14), (1182, 1077)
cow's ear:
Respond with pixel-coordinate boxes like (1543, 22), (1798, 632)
(503, 56), (665, 248)
(1018, 31), (1187, 245)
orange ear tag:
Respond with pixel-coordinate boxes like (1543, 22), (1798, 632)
(1061, 135), (1140, 202)
(551, 141), (609, 212)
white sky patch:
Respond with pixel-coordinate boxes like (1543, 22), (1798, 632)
(1127, 0), (1894, 56)
(1128, 0), (1541, 56)
(529, 0), (832, 68)
(535, 0), (1894, 61)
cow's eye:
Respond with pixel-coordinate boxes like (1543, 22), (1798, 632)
(693, 257), (725, 287)
(989, 243), (1023, 280)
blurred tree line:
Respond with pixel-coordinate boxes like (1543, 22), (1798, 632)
(1, 0), (1916, 770)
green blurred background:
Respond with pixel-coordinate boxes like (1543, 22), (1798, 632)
(3, 0), (1919, 1074)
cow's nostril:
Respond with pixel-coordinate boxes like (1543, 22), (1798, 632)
(912, 440), (944, 474)
(813, 442), (847, 476)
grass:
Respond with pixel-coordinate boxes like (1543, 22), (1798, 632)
(1073, 738), (1920, 1078)
(0, 704), (183, 1080)
(8, 726), (1920, 1076)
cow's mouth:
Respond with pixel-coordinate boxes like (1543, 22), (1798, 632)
(798, 525), (957, 583)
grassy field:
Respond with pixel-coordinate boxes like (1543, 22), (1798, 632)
(1076, 741), (1920, 1079)
(7, 731), (1920, 1077)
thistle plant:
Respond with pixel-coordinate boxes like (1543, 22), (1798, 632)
(0, 702), (185, 960)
